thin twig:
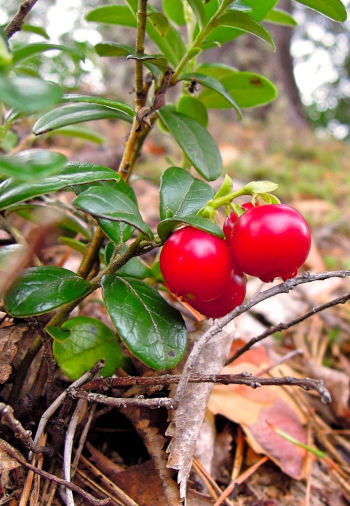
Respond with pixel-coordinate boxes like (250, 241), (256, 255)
(230, 291), (350, 364)
(173, 270), (350, 404)
(4, 0), (39, 38)
(74, 373), (331, 404)
(30, 370), (93, 460)
(71, 404), (97, 478)
(0, 402), (46, 453)
(0, 439), (109, 505)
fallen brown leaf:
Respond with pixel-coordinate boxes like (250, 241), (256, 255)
(0, 324), (28, 384)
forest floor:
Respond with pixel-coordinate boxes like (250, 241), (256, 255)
(1, 112), (350, 505)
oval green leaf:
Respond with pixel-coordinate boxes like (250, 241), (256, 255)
(158, 106), (222, 181)
(33, 102), (133, 135)
(73, 186), (153, 239)
(294, 0), (347, 22)
(244, 180), (278, 194)
(0, 162), (120, 211)
(95, 41), (134, 57)
(177, 96), (208, 127)
(0, 75), (62, 113)
(62, 94), (134, 117)
(187, 0), (207, 28)
(157, 215), (224, 241)
(102, 275), (187, 370)
(4, 266), (91, 317)
(182, 72), (241, 118)
(50, 316), (123, 380)
(236, 0), (277, 21)
(21, 24), (50, 39)
(160, 166), (215, 220)
(264, 9), (298, 26)
(46, 125), (105, 145)
(12, 43), (85, 65)
(148, 12), (170, 36)
(197, 65), (277, 108)
(216, 11), (275, 49)
(0, 149), (66, 181)
(162, 0), (185, 25)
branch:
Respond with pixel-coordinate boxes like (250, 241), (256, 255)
(0, 439), (110, 506)
(229, 291), (350, 364)
(173, 270), (350, 404)
(5, 0), (39, 39)
(135, 0), (148, 110)
(75, 373), (331, 404)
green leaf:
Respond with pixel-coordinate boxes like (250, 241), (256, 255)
(148, 12), (170, 36)
(95, 41), (133, 57)
(177, 95), (208, 127)
(62, 94), (134, 117)
(216, 11), (275, 49)
(0, 162), (120, 211)
(162, 0), (185, 25)
(182, 72), (241, 118)
(4, 266), (91, 317)
(186, 0), (207, 28)
(86, 4), (185, 66)
(59, 237), (87, 255)
(0, 30), (12, 69)
(74, 186), (153, 239)
(158, 106), (222, 181)
(12, 43), (85, 65)
(157, 215), (224, 241)
(197, 64), (277, 108)
(160, 166), (215, 220)
(33, 103), (133, 135)
(0, 75), (62, 114)
(237, 0), (277, 20)
(96, 179), (137, 244)
(102, 275), (187, 370)
(0, 149), (66, 181)
(46, 125), (106, 145)
(50, 317), (123, 380)
(264, 9), (298, 26)
(294, 0), (347, 22)
(21, 24), (50, 39)
(8, 203), (90, 239)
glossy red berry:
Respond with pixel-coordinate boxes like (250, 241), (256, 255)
(160, 226), (232, 302)
(229, 204), (311, 282)
(190, 269), (246, 318)
(223, 203), (254, 244)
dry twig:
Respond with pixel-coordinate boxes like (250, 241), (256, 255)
(5, 0), (39, 39)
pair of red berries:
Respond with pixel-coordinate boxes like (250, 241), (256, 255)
(160, 203), (311, 319)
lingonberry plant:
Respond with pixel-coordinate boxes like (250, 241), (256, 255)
(0, 2), (347, 381)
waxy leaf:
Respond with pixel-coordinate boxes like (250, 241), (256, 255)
(182, 72), (241, 118)
(96, 179), (137, 244)
(294, 0), (347, 22)
(95, 42), (133, 56)
(162, 0), (185, 25)
(0, 162), (120, 211)
(0, 75), (62, 113)
(86, 4), (185, 65)
(158, 107), (222, 181)
(264, 9), (298, 26)
(105, 243), (151, 279)
(12, 43), (85, 65)
(160, 167), (215, 220)
(148, 12), (170, 36)
(158, 215), (224, 241)
(62, 94), (134, 117)
(235, 0), (278, 21)
(46, 125), (105, 145)
(177, 96), (208, 127)
(216, 11), (275, 49)
(33, 103), (133, 135)
(0, 149), (66, 182)
(197, 64), (277, 108)
(74, 186), (153, 238)
(4, 266), (91, 317)
(102, 275), (187, 370)
(50, 317), (123, 380)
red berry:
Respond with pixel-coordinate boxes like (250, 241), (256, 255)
(190, 269), (246, 318)
(160, 226), (232, 302)
(229, 204), (311, 282)
(223, 203), (254, 244)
